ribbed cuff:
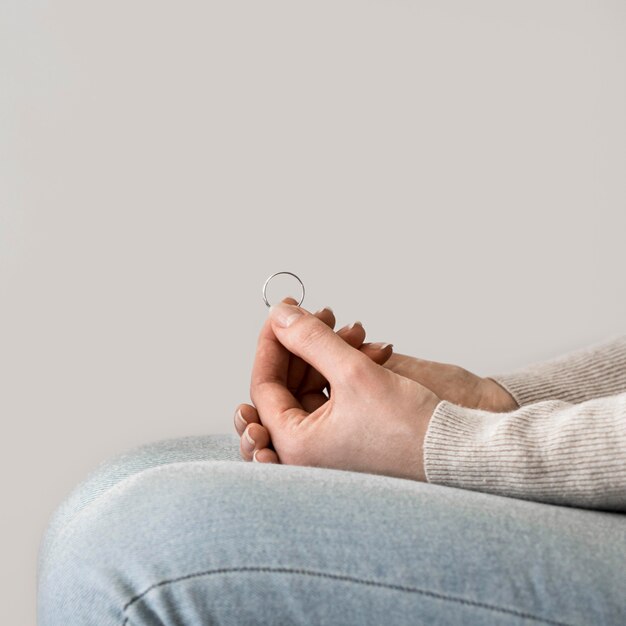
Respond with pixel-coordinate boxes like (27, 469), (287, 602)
(422, 396), (626, 510)
(423, 400), (505, 487)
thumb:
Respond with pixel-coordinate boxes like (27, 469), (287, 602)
(268, 303), (373, 386)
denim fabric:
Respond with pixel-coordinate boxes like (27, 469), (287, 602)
(37, 434), (626, 625)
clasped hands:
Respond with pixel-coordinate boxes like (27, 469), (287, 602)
(234, 298), (517, 482)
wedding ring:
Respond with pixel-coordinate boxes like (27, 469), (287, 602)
(262, 271), (305, 308)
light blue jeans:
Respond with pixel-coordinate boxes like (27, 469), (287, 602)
(37, 434), (626, 625)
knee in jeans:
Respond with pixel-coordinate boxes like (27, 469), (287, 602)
(38, 434), (243, 623)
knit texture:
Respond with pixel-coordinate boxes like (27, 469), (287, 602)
(423, 335), (626, 511)
(489, 334), (626, 406)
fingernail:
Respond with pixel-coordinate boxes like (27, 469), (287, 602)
(269, 303), (305, 328)
(235, 408), (247, 428)
(244, 428), (255, 446)
(314, 306), (334, 316)
(338, 321), (362, 333)
(370, 342), (393, 350)
(253, 449), (260, 463)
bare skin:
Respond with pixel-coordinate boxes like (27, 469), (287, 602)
(235, 301), (518, 478)
(382, 353), (519, 413)
(235, 297), (394, 461)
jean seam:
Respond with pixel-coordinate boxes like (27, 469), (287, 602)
(120, 566), (577, 626)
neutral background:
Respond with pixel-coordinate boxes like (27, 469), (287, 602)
(1, 1), (625, 623)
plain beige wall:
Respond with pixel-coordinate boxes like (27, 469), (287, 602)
(1, 1), (625, 623)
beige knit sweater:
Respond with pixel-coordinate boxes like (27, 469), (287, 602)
(423, 335), (626, 512)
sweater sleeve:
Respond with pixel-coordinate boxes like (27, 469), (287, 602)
(487, 335), (626, 406)
(423, 393), (626, 511)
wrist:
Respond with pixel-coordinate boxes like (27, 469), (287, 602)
(478, 377), (519, 412)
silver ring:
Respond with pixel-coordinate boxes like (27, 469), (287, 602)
(262, 271), (305, 308)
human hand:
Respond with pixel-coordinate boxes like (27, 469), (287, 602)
(242, 302), (440, 481)
(234, 298), (394, 463)
(235, 303), (518, 464)
(382, 353), (518, 412)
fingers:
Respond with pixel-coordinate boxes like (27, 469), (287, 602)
(250, 305), (308, 430)
(234, 404), (280, 463)
(248, 301), (392, 450)
(252, 447), (279, 464)
(360, 342), (394, 366)
(267, 303), (374, 387)
(298, 321), (366, 394)
(233, 403), (261, 437)
(287, 306), (336, 392)
(298, 318), (394, 395)
(239, 421), (271, 461)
